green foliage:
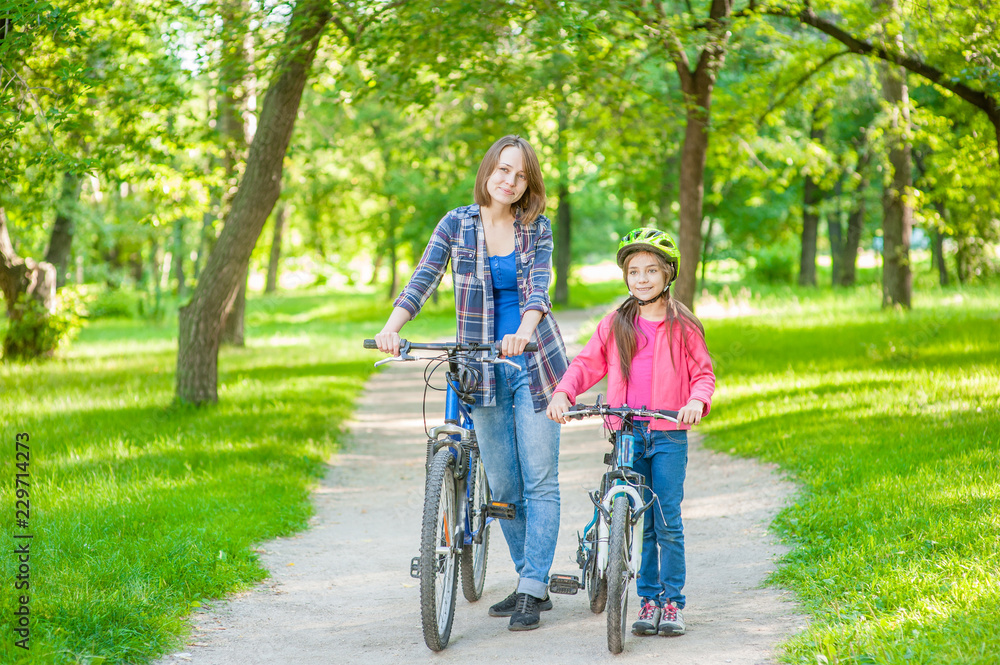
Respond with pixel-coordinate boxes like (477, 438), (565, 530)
(0, 287), (457, 664)
(2, 289), (85, 361)
(703, 284), (1000, 665)
(84, 288), (143, 320)
(749, 244), (797, 284)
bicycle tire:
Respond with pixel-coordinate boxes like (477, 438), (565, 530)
(460, 454), (490, 601)
(419, 449), (460, 651)
(606, 494), (631, 654)
(585, 526), (607, 613)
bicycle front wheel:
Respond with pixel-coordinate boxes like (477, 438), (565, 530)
(585, 526), (607, 613)
(419, 449), (460, 651)
(460, 454), (490, 601)
(605, 494), (632, 654)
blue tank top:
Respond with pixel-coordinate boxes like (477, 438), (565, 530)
(489, 251), (520, 341)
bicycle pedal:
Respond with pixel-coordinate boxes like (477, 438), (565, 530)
(548, 574), (581, 595)
(409, 556), (420, 579)
(486, 501), (516, 520)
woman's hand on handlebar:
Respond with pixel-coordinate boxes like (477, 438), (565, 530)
(677, 399), (705, 425)
(499, 331), (532, 358)
(546, 392), (574, 424)
(374, 329), (401, 356)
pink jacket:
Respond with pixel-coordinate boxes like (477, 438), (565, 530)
(553, 311), (715, 431)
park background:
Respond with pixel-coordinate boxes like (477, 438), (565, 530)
(1, 1), (998, 663)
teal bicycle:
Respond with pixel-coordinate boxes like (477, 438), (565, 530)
(548, 399), (678, 653)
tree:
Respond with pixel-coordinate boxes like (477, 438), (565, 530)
(0, 209), (58, 358)
(623, 0), (735, 309)
(176, 0), (332, 404)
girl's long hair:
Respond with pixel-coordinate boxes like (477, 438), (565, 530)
(610, 253), (705, 385)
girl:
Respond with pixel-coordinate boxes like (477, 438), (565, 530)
(546, 227), (715, 637)
(375, 135), (568, 631)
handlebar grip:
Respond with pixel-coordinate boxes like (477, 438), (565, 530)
(364, 338), (410, 349)
(524, 343), (538, 352)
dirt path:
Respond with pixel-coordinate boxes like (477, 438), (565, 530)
(157, 309), (806, 665)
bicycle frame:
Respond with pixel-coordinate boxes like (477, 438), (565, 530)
(593, 428), (646, 577)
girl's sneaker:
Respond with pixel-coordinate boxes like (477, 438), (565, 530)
(658, 602), (685, 636)
(631, 599), (661, 635)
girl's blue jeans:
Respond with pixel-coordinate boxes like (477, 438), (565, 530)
(470, 354), (560, 600)
(631, 422), (688, 608)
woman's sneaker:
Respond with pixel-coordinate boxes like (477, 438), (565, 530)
(508, 593), (541, 631)
(632, 599), (661, 635)
(658, 602), (686, 636)
(489, 589), (553, 617)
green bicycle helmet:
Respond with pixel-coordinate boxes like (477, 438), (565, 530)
(616, 227), (681, 285)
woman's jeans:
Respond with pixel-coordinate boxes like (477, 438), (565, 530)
(470, 354), (560, 599)
(631, 422), (688, 608)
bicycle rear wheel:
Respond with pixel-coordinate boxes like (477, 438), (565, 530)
(460, 453), (490, 601)
(419, 449), (460, 651)
(606, 494), (632, 654)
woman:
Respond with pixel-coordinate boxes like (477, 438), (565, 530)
(374, 135), (568, 631)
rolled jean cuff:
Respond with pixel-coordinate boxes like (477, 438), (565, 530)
(516, 577), (549, 599)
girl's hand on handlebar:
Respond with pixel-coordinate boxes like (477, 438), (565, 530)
(677, 399), (705, 425)
(546, 392), (573, 424)
(374, 330), (401, 356)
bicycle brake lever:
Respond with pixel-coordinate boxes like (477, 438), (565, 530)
(373, 348), (416, 367)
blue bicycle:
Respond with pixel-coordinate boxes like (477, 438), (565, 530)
(363, 339), (528, 651)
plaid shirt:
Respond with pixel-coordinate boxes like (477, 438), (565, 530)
(394, 204), (569, 412)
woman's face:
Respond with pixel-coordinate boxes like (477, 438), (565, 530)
(486, 145), (528, 207)
(626, 251), (668, 300)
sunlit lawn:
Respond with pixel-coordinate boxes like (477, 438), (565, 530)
(701, 283), (1000, 665)
(0, 287), (457, 664)
(1, 272), (997, 664)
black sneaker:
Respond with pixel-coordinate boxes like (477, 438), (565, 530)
(489, 590), (553, 617)
(508, 592), (541, 631)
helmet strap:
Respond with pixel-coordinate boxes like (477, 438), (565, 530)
(628, 286), (669, 306)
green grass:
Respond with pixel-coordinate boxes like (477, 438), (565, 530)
(3, 272), (997, 663)
(701, 283), (1000, 665)
(0, 287), (456, 665)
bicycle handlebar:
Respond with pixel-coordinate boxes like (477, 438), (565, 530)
(363, 339), (538, 353)
(566, 403), (679, 422)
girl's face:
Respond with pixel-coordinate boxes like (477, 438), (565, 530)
(626, 251), (669, 299)
(486, 145), (528, 207)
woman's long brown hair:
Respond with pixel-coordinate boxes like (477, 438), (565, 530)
(610, 252), (706, 385)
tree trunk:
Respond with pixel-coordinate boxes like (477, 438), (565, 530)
(839, 147), (870, 286)
(829, 181), (844, 286)
(265, 204), (287, 293)
(799, 176), (820, 287)
(554, 181), (571, 306)
(799, 121), (824, 287)
(878, 0), (913, 308)
(176, 0), (330, 404)
(0, 208), (58, 359)
(221, 270), (247, 347)
(553, 105), (571, 306)
(675, 87), (712, 309)
(666, 0), (731, 309)
(879, 61), (913, 308)
(932, 202), (949, 286)
(44, 171), (83, 288)
(173, 216), (187, 297)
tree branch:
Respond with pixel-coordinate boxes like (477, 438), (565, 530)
(756, 48), (852, 127)
(762, 3), (1000, 163)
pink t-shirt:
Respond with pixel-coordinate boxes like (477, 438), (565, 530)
(625, 316), (658, 413)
